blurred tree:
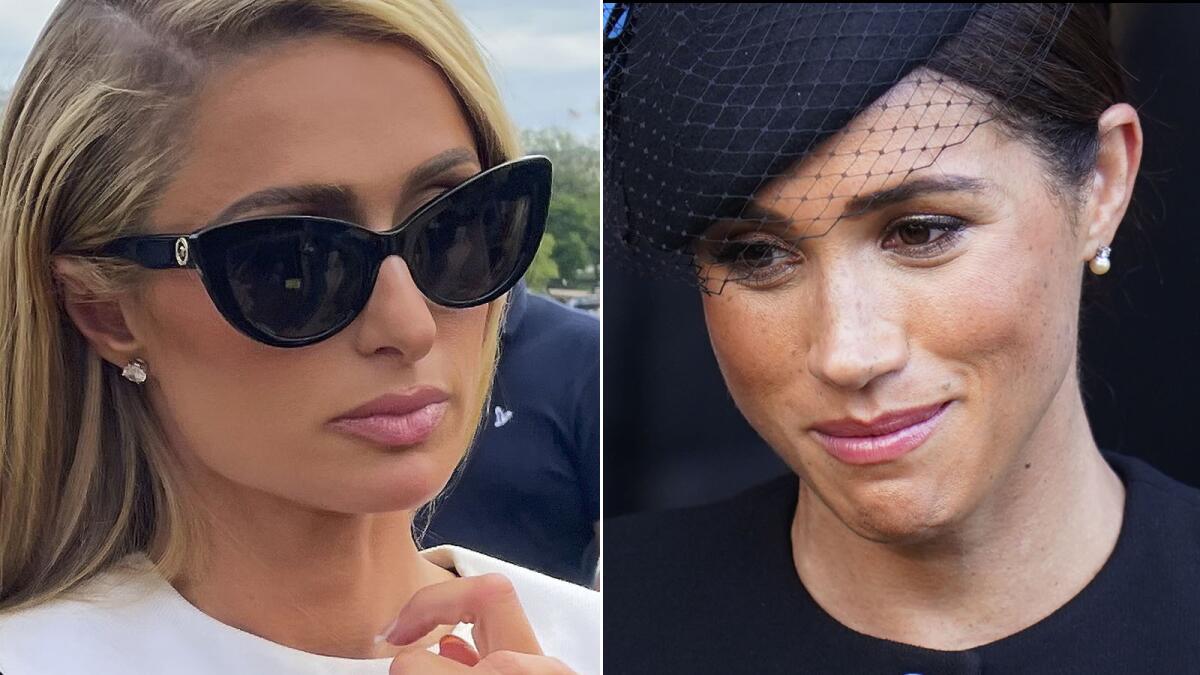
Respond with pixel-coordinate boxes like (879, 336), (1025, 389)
(0, 86), (9, 113)
(553, 229), (591, 282)
(520, 128), (599, 287)
(524, 231), (560, 293)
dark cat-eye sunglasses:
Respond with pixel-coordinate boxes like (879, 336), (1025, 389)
(96, 156), (551, 348)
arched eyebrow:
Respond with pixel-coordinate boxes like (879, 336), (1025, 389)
(203, 147), (479, 227)
(735, 174), (994, 228)
(401, 147), (479, 195)
(841, 174), (993, 219)
(205, 184), (359, 227)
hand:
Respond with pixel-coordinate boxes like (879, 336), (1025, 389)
(383, 573), (576, 674)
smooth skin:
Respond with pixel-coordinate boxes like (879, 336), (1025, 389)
(57, 36), (566, 670)
(699, 71), (1141, 650)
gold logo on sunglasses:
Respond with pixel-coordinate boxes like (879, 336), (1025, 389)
(174, 238), (189, 267)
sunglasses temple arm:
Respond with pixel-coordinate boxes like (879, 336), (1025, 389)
(97, 235), (196, 269)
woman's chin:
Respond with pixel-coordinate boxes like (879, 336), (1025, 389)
(845, 507), (955, 545)
(307, 458), (456, 515)
(816, 478), (963, 545)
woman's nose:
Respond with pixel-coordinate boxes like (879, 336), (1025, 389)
(353, 256), (436, 361)
(805, 270), (909, 392)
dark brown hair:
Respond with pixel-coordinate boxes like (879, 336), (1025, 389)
(928, 4), (1126, 215)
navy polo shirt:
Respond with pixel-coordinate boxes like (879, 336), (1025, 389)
(425, 282), (600, 585)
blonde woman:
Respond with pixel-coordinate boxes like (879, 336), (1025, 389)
(0, 1), (598, 672)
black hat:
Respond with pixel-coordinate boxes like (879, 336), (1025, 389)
(604, 3), (1071, 285)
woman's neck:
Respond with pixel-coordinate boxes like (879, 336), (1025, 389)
(790, 376), (1125, 651)
(167, 468), (455, 659)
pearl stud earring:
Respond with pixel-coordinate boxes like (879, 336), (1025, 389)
(121, 359), (148, 384)
(1089, 245), (1112, 276)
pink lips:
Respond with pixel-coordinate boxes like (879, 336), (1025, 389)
(328, 389), (449, 447)
(810, 401), (951, 465)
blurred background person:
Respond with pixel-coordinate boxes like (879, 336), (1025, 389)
(427, 279), (600, 587)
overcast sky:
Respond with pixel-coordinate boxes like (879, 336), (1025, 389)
(0, 0), (599, 137)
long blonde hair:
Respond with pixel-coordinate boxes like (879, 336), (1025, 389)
(0, 0), (518, 613)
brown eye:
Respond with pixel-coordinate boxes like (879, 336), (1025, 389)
(703, 235), (802, 287)
(735, 242), (788, 269)
(882, 215), (968, 259)
(898, 222), (932, 245)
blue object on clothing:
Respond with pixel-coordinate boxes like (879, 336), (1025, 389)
(426, 281), (600, 586)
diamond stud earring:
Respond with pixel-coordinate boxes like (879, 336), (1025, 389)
(1089, 245), (1112, 275)
(121, 358), (148, 384)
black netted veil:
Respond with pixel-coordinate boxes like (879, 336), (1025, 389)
(604, 3), (1073, 291)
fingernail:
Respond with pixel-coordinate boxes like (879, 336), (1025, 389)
(375, 617), (399, 644)
(439, 634), (481, 667)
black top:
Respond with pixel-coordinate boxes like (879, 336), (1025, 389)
(427, 282), (600, 585)
(604, 453), (1200, 674)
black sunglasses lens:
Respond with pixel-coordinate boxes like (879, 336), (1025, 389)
(406, 159), (549, 305)
(212, 219), (367, 341)
(191, 159), (549, 346)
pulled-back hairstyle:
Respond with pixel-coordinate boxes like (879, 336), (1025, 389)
(0, 0), (518, 613)
(926, 3), (1127, 218)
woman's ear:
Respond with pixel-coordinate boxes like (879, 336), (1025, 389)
(1079, 102), (1143, 262)
(52, 257), (143, 368)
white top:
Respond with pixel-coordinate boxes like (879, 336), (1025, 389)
(0, 546), (600, 674)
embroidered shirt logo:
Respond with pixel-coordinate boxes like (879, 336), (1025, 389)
(493, 406), (514, 428)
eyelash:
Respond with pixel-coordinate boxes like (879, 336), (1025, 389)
(402, 182), (466, 219)
(421, 182), (463, 202)
(881, 214), (968, 258)
(707, 214), (969, 286)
